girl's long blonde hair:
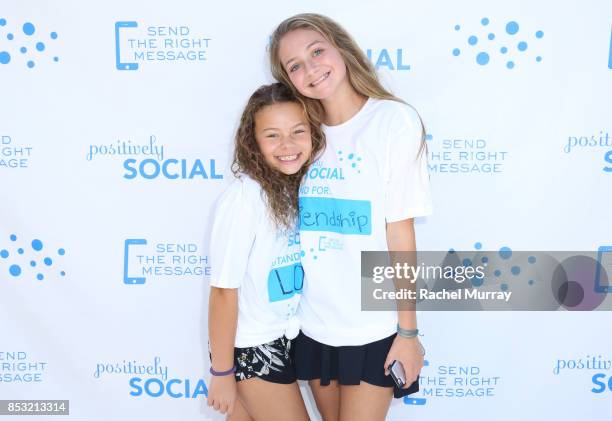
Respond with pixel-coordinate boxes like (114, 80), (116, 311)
(269, 13), (426, 155)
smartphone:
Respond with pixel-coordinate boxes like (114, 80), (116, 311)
(595, 246), (612, 293)
(123, 238), (147, 284)
(115, 21), (139, 71)
(388, 360), (406, 388)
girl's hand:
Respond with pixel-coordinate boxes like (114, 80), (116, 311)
(383, 335), (424, 388)
(206, 374), (237, 415)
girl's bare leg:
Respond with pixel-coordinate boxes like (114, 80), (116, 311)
(226, 398), (253, 421)
(237, 377), (310, 421)
(338, 381), (392, 421)
(308, 379), (340, 421)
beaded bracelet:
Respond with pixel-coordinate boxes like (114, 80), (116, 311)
(209, 366), (236, 376)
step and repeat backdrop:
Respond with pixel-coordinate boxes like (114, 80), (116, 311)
(1, 0), (611, 419)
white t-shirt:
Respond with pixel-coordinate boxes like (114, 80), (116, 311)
(210, 175), (302, 348)
(298, 98), (433, 346)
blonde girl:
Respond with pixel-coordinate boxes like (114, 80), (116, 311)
(269, 14), (432, 421)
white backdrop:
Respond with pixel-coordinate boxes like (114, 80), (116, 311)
(1, 0), (611, 419)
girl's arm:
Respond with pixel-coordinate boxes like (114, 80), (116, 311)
(207, 286), (238, 415)
(206, 179), (258, 415)
(386, 218), (417, 330)
(208, 287), (238, 371)
(383, 218), (424, 387)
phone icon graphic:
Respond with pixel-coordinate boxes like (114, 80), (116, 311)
(115, 21), (138, 71)
(608, 26), (612, 70)
(595, 246), (612, 293)
(403, 360), (429, 406)
(123, 238), (147, 284)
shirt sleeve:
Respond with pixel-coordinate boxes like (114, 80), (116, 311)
(384, 105), (433, 222)
(209, 178), (260, 288)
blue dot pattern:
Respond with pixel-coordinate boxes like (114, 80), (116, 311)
(506, 21), (519, 35)
(453, 19), (543, 69)
(499, 247), (512, 259)
(0, 22), (60, 68)
(10, 264), (21, 276)
(23, 22), (35, 36)
(472, 277), (484, 287)
(2, 235), (66, 281)
(476, 52), (489, 65)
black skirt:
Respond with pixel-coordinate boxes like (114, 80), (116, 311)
(293, 331), (419, 398)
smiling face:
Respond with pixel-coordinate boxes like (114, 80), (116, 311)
(278, 28), (348, 100)
(254, 101), (312, 175)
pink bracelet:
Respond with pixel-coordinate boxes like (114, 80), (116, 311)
(209, 366), (236, 376)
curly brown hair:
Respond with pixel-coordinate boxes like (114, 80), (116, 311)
(231, 83), (325, 229)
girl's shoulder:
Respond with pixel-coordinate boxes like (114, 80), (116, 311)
(369, 98), (422, 134)
(216, 174), (264, 209)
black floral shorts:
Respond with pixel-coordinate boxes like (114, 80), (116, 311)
(208, 336), (296, 384)
(233, 336), (296, 384)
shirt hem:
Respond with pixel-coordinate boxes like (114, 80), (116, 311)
(234, 330), (287, 348)
(386, 207), (433, 223)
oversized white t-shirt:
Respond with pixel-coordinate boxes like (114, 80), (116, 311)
(210, 175), (302, 348)
(298, 98), (433, 346)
